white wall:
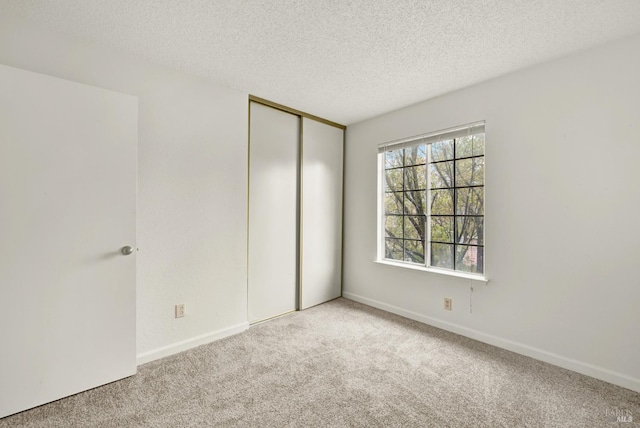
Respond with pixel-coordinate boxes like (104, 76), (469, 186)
(0, 16), (249, 362)
(344, 34), (640, 392)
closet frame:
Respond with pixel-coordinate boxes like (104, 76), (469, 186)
(247, 95), (346, 322)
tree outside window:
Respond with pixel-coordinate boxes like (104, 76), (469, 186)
(382, 130), (484, 274)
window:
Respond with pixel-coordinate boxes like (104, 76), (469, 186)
(378, 122), (485, 276)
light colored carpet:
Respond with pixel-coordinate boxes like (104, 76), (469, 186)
(1, 298), (638, 427)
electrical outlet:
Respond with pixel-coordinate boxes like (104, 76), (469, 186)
(444, 298), (452, 311)
(175, 304), (185, 318)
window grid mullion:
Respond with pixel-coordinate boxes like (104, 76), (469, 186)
(430, 153), (483, 165)
(425, 143), (431, 268)
(452, 138), (457, 271)
(383, 134), (483, 273)
(429, 184), (482, 191)
(402, 149), (406, 262)
(431, 240), (484, 248)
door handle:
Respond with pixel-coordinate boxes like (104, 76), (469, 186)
(121, 246), (134, 256)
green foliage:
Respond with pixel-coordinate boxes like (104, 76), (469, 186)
(405, 145), (426, 165)
(430, 216), (453, 242)
(405, 166), (426, 190)
(456, 157), (484, 187)
(431, 139), (454, 161)
(404, 240), (424, 263)
(384, 192), (403, 214)
(383, 135), (485, 272)
(431, 243), (453, 269)
(430, 162), (453, 188)
(404, 191), (425, 215)
(385, 216), (402, 238)
(431, 189), (453, 215)
(456, 134), (485, 158)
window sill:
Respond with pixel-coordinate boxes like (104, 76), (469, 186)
(374, 259), (489, 283)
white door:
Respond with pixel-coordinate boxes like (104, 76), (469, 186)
(248, 102), (299, 323)
(0, 64), (137, 418)
(300, 118), (344, 309)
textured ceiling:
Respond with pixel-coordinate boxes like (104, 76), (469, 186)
(2, 1), (640, 125)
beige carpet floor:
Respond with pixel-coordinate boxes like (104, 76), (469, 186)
(1, 298), (638, 427)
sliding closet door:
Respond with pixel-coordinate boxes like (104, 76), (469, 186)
(300, 118), (344, 309)
(248, 102), (299, 323)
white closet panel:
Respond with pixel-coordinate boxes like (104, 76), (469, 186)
(300, 118), (344, 309)
(248, 102), (299, 323)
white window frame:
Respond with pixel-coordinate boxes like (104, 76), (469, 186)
(376, 121), (488, 282)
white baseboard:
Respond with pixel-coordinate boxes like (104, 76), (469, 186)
(342, 291), (640, 393)
(136, 322), (250, 366)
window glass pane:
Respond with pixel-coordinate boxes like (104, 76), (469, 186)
(472, 134), (485, 157)
(404, 145), (426, 166)
(385, 192), (403, 214)
(380, 129), (484, 275)
(430, 140), (454, 162)
(455, 135), (484, 158)
(455, 157), (484, 186)
(385, 215), (403, 238)
(404, 165), (426, 190)
(430, 189), (454, 215)
(385, 238), (403, 261)
(404, 191), (426, 215)
(455, 245), (483, 274)
(385, 150), (404, 169)
(431, 243), (453, 269)
(455, 188), (484, 216)
(385, 168), (403, 192)
(455, 136), (474, 158)
(430, 216), (454, 243)
(429, 161), (453, 189)
(404, 240), (425, 264)
(456, 216), (484, 245)
(404, 216), (425, 240)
